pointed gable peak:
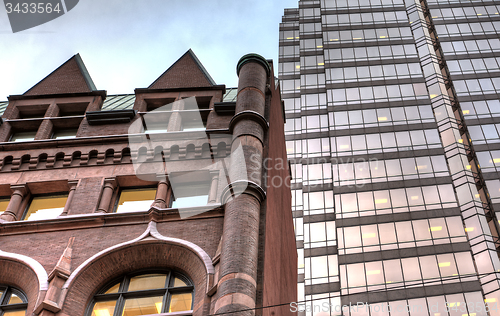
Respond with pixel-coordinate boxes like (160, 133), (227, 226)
(148, 49), (216, 89)
(24, 53), (97, 96)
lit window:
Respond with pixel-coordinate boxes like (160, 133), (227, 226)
(171, 183), (210, 208)
(23, 195), (67, 221)
(88, 272), (193, 316)
(10, 131), (36, 142)
(0, 199), (9, 213)
(115, 188), (156, 213)
(0, 286), (28, 316)
(52, 129), (78, 139)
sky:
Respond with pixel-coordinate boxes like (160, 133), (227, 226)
(0, 0), (298, 100)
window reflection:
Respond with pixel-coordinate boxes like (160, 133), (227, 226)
(24, 195), (67, 221)
(342, 252), (475, 292)
(338, 216), (466, 254)
(115, 188), (156, 213)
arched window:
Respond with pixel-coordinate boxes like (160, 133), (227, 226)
(0, 286), (27, 316)
(88, 271), (193, 316)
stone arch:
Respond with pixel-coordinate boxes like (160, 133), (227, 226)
(71, 151), (82, 166)
(19, 154), (30, 170)
(121, 148), (131, 163)
(0, 250), (48, 315)
(186, 144), (196, 159)
(54, 152), (65, 168)
(37, 153), (48, 169)
(88, 150), (98, 165)
(104, 149), (115, 164)
(61, 221), (214, 316)
(201, 143), (212, 158)
(217, 142), (227, 157)
(2, 156), (13, 172)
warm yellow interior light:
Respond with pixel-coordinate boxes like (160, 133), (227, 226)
(378, 117), (388, 121)
(465, 227), (474, 232)
(430, 94), (438, 98)
(367, 270), (381, 275)
(466, 165), (471, 169)
(494, 159), (500, 163)
(380, 36), (387, 38)
(296, 65), (301, 69)
(95, 310), (111, 316)
(485, 298), (497, 303)
(448, 302), (460, 307)
(430, 226), (442, 231)
(362, 233), (376, 239)
(156, 302), (163, 313)
(375, 199), (388, 204)
(439, 262), (451, 267)
(411, 196), (419, 200)
(463, 110), (470, 114)
(318, 63), (325, 66)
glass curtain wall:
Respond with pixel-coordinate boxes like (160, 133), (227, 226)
(280, 0), (500, 315)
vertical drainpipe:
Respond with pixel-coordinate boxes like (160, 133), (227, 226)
(215, 54), (270, 315)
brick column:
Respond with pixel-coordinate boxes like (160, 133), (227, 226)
(152, 179), (169, 208)
(35, 102), (59, 140)
(215, 54), (270, 316)
(60, 180), (79, 216)
(208, 171), (219, 204)
(95, 178), (117, 213)
(0, 184), (28, 222)
(167, 99), (184, 132)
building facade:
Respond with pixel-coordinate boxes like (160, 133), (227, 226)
(280, 0), (500, 315)
(0, 51), (297, 316)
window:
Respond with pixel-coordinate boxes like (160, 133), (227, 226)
(10, 131), (36, 142)
(88, 272), (193, 316)
(0, 286), (28, 316)
(115, 188), (156, 213)
(52, 129), (78, 139)
(0, 199), (9, 213)
(171, 183), (209, 209)
(23, 195), (67, 221)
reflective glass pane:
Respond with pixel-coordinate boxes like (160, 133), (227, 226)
(52, 129), (78, 139)
(171, 182), (210, 209)
(10, 131), (36, 142)
(173, 278), (188, 287)
(0, 199), (9, 213)
(116, 188), (156, 213)
(92, 300), (117, 316)
(3, 311), (27, 316)
(128, 274), (167, 291)
(169, 293), (193, 312)
(24, 195), (67, 221)
(384, 259), (403, 284)
(122, 296), (163, 316)
(8, 293), (23, 304)
(104, 283), (120, 294)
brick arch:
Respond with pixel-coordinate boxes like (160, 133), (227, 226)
(61, 221), (214, 316)
(0, 250), (49, 315)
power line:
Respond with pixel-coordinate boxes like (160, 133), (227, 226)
(206, 270), (500, 315)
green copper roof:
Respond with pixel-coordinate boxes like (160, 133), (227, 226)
(0, 88), (238, 117)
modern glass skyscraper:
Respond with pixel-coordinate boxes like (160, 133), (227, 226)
(280, 0), (500, 315)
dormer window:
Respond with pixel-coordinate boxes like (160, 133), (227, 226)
(10, 131), (36, 142)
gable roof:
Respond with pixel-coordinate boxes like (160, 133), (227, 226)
(24, 54), (97, 96)
(148, 49), (216, 89)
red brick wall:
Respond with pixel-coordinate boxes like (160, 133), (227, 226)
(262, 78), (297, 316)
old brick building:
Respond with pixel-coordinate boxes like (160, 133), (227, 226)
(0, 50), (297, 316)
